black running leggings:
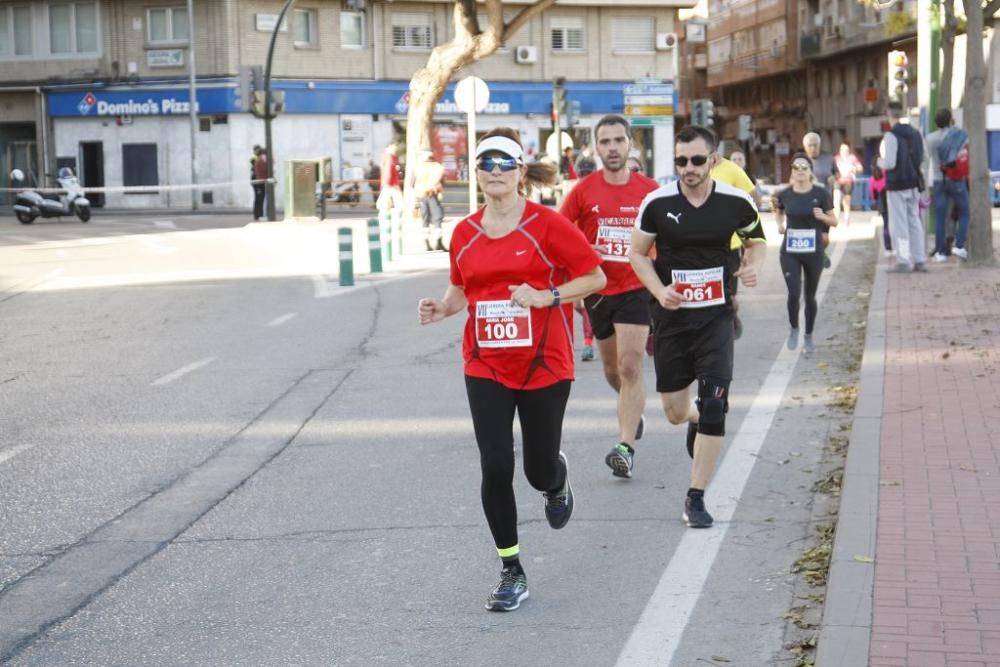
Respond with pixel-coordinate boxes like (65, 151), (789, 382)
(465, 376), (571, 551)
(780, 250), (824, 334)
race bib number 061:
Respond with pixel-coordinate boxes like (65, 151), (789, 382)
(475, 300), (533, 348)
(671, 266), (726, 309)
(597, 225), (632, 263)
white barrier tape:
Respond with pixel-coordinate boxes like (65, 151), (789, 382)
(0, 179), (276, 195)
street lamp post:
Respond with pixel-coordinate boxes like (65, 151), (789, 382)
(264, 0), (296, 222)
(187, 0), (198, 210)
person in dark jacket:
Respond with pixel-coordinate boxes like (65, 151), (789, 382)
(878, 102), (927, 273)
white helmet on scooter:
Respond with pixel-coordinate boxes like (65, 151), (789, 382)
(10, 169), (24, 182)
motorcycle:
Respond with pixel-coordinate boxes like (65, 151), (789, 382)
(11, 167), (91, 224)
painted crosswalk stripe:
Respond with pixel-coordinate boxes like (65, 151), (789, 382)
(0, 444), (35, 466)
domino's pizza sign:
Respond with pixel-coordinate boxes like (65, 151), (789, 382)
(78, 93), (97, 115)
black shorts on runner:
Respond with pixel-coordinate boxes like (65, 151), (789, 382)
(652, 309), (735, 393)
(583, 288), (651, 341)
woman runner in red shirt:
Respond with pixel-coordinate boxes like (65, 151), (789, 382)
(418, 128), (606, 612)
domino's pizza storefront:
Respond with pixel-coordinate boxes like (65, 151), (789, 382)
(47, 79), (676, 211)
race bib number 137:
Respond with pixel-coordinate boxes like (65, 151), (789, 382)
(475, 300), (533, 348)
(671, 266), (726, 309)
(597, 225), (632, 262)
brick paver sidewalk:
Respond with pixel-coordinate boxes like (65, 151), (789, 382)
(870, 249), (1000, 667)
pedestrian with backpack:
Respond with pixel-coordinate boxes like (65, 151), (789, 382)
(926, 108), (970, 261)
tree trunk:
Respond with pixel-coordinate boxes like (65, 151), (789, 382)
(963, 5), (995, 264)
(939, 0), (956, 109)
(399, 0), (557, 220)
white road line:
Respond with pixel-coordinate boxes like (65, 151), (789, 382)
(0, 444), (35, 466)
(152, 220), (178, 229)
(45, 268), (65, 281)
(615, 231), (852, 666)
(141, 237), (178, 255)
(151, 356), (216, 387)
(267, 312), (297, 327)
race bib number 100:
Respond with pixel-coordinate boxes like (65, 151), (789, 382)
(596, 225), (632, 262)
(475, 300), (533, 348)
(671, 266), (726, 309)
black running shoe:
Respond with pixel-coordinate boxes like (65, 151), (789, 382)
(683, 495), (714, 528)
(485, 567), (529, 611)
(635, 414), (645, 440)
(686, 422), (698, 459)
(543, 452), (574, 529)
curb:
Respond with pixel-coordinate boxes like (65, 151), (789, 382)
(814, 231), (885, 666)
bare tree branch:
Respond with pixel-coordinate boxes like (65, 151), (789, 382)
(455, 0), (479, 39)
(503, 0), (558, 42)
(983, 0), (1000, 19)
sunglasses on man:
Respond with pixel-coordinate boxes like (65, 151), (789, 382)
(476, 155), (520, 172)
(674, 155), (710, 167)
(791, 162), (812, 172)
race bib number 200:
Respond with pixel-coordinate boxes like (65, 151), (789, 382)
(475, 300), (533, 348)
(671, 267), (726, 309)
(786, 228), (817, 253)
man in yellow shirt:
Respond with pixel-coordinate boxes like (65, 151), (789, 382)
(710, 157), (759, 339)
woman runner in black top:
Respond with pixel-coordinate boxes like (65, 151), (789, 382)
(775, 152), (838, 353)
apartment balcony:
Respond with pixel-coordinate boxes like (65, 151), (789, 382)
(799, 10), (916, 60)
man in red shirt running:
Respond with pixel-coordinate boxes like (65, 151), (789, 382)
(560, 115), (659, 479)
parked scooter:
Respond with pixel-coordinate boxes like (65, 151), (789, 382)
(10, 167), (91, 224)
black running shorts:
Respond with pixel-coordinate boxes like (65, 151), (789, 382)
(652, 309), (735, 393)
(582, 288), (651, 341)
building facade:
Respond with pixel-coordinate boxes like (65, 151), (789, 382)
(0, 0), (693, 210)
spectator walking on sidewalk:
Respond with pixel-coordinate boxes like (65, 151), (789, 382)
(252, 146), (267, 221)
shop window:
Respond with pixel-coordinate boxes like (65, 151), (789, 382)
(122, 144), (159, 194)
(147, 7), (189, 45)
(551, 17), (584, 52)
(611, 17), (654, 53)
(341, 10), (364, 48)
(199, 118), (211, 132)
(392, 12), (432, 49)
(294, 8), (318, 48)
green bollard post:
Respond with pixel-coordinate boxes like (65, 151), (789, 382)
(367, 218), (383, 274)
(379, 210), (393, 262)
(338, 226), (354, 287)
(391, 208), (402, 257)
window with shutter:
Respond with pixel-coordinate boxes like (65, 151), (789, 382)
(392, 12), (432, 49)
(611, 17), (654, 53)
(550, 16), (584, 52)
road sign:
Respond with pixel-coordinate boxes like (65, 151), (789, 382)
(629, 116), (674, 127)
(625, 105), (673, 116)
(455, 76), (490, 114)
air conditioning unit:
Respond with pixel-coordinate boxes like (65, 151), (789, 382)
(515, 45), (537, 64)
(656, 32), (678, 51)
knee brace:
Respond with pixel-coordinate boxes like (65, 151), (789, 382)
(697, 379), (730, 437)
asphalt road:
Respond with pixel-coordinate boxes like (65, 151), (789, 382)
(0, 210), (876, 666)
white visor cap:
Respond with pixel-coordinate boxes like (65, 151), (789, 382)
(474, 136), (524, 163)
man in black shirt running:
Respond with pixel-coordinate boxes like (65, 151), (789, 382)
(629, 126), (766, 528)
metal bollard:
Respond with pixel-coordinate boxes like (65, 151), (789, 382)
(379, 210), (393, 262)
(367, 218), (383, 274)
(338, 226), (354, 287)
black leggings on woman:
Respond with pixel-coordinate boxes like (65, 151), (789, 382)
(780, 251), (824, 334)
(465, 376), (571, 551)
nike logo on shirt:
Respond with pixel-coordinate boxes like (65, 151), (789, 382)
(516, 250), (528, 256)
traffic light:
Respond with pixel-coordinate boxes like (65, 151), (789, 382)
(691, 99), (704, 126)
(690, 99), (714, 128)
(888, 50), (908, 104)
(552, 77), (567, 128)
